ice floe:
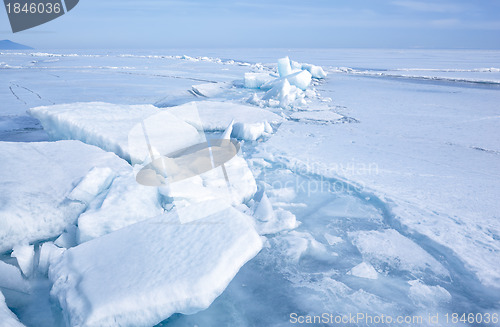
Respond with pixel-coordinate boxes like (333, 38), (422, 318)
(166, 101), (282, 140)
(50, 206), (262, 327)
(29, 102), (202, 164)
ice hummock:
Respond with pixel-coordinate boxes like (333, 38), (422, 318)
(243, 56), (325, 108)
(0, 141), (130, 252)
(50, 206), (262, 327)
(166, 101), (282, 140)
(28, 102), (202, 164)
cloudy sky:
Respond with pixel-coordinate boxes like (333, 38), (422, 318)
(1, 0), (500, 49)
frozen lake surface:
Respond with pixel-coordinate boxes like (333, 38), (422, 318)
(1, 49), (499, 326)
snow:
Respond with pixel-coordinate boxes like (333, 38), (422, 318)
(0, 141), (130, 253)
(347, 262), (378, 280)
(28, 102), (202, 164)
(165, 101), (282, 140)
(11, 245), (35, 278)
(49, 206), (262, 327)
(0, 291), (26, 327)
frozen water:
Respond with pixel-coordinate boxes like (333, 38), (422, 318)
(29, 102), (202, 164)
(50, 206), (262, 327)
(285, 70), (312, 90)
(349, 229), (449, 277)
(37, 243), (65, 275)
(277, 57), (292, 77)
(0, 141), (130, 252)
(0, 291), (26, 327)
(76, 171), (164, 243)
(347, 262), (378, 280)
(11, 245), (35, 278)
(0, 260), (29, 294)
(166, 101), (282, 140)
(0, 49), (499, 326)
(244, 73), (274, 89)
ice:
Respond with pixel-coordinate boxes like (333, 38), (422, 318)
(76, 171), (164, 243)
(253, 192), (274, 222)
(0, 141), (130, 253)
(162, 155), (258, 209)
(347, 262), (378, 280)
(191, 82), (230, 98)
(408, 280), (452, 308)
(49, 206), (262, 327)
(54, 226), (77, 249)
(285, 70), (312, 90)
(28, 102), (202, 164)
(244, 73), (274, 89)
(67, 167), (116, 205)
(0, 261), (29, 294)
(290, 110), (343, 123)
(300, 63), (327, 79)
(37, 242), (65, 275)
(11, 245), (35, 278)
(324, 233), (343, 246)
(277, 57), (293, 77)
(349, 229), (448, 277)
(166, 101), (282, 140)
(0, 291), (26, 327)
(262, 79), (291, 103)
(232, 120), (273, 141)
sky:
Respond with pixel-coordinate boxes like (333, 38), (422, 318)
(1, 0), (500, 49)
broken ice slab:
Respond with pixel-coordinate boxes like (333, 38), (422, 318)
(28, 102), (202, 164)
(277, 56), (293, 77)
(166, 101), (282, 141)
(50, 205), (262, 327)
(0, 141), (130, 253)
(0, 291), (25, 327)
(244, 73), (274, 89)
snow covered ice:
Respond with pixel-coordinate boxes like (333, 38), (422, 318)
(0, 141), (131, 252)
(1, 49), (500, 326)
(50, 206), (262, 327)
